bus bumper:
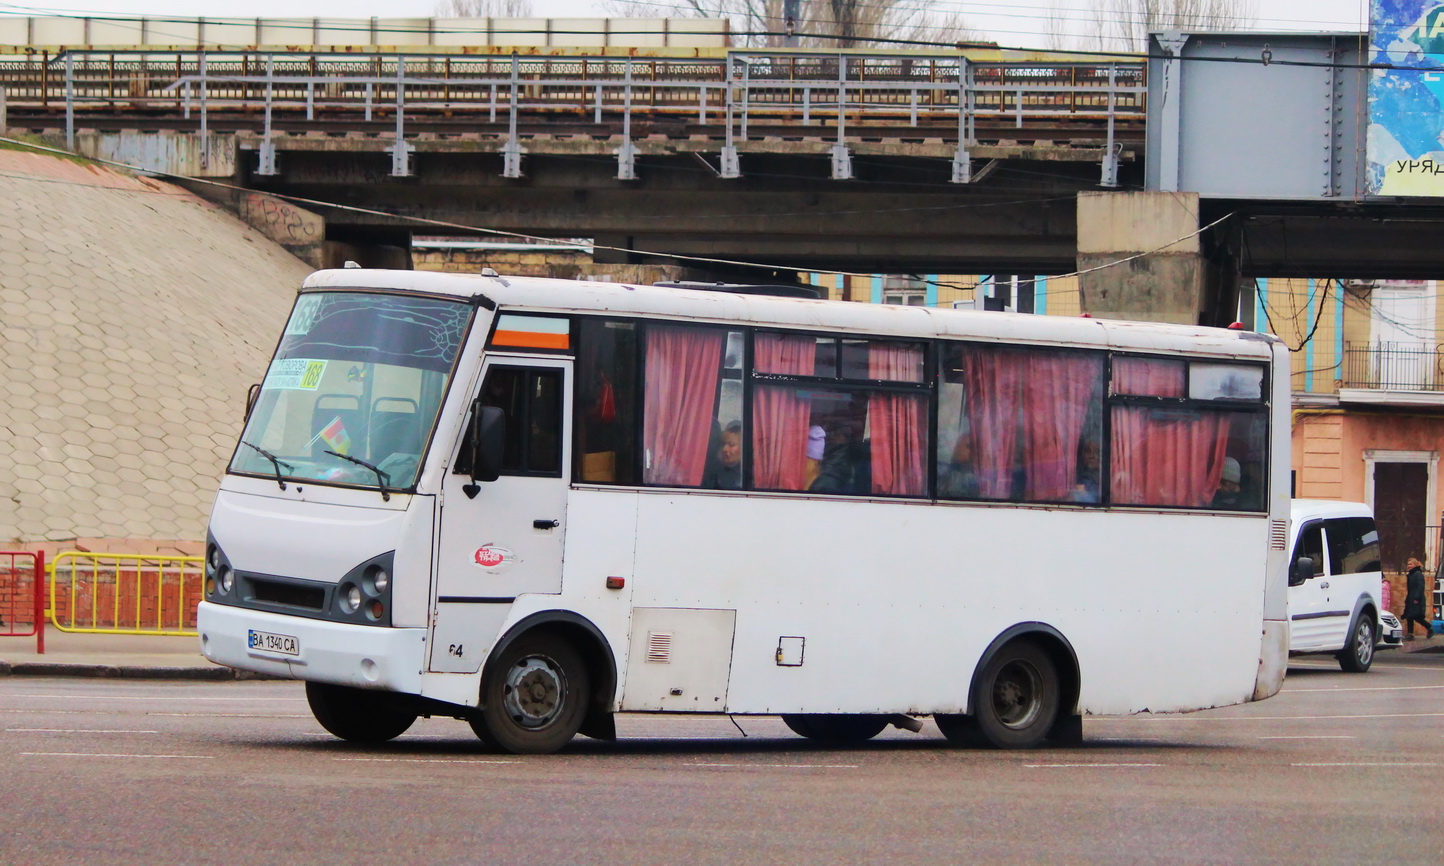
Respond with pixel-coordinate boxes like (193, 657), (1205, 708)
(198, 601), (426, 693)
(1253, 619), (1288, 701)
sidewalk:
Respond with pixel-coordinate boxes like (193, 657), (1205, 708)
(0, 627), (268, 680)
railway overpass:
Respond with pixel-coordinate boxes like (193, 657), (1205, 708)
(0, 26), (1433, 324)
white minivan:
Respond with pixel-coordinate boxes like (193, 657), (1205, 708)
(1288, 500), (1402, 672)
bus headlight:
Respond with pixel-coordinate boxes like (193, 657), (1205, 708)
(340, 583), (363, 613)
(218, 566), (234, 594)
(369, 567), (389, 595)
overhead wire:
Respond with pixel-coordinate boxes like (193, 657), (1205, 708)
(0, 132), (1228, 296)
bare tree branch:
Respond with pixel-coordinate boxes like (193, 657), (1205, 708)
(1084, 0), (1256, 52)
(602, 0), (980, 48)
(435, 0), (535, 17)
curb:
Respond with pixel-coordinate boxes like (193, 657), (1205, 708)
(0, 660), (285, 680)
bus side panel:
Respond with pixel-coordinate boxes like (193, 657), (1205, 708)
(626, 493), (1266, 716)
(552, 488), (640, 707)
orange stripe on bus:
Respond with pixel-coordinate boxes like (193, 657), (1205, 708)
(492, 330), (571, 349)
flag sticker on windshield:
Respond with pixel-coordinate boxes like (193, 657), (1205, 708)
(262, 358), (327, 390)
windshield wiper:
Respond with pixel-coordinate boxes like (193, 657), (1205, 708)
(242, 441), (293, 490)
(325, 450), (392, 501)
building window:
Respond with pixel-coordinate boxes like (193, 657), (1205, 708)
(882, 275), (928, 306)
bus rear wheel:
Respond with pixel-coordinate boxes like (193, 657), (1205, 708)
(781, 714), (890, 743)
(470, 633), (590, 754)
(960, 641), (1060, 749)
(305, 682), (418, 743)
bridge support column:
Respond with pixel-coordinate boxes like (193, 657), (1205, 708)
(1076, 191), (1238, 326)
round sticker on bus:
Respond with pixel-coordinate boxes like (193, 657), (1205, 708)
(473, 545), (512, 568)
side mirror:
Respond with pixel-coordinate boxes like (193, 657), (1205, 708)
(469, 404), (505, 483)
(244, 383), (261, 422)
(1289, 556), (1314, 587)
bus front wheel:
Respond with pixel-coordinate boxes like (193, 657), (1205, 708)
(470, 632), (590, 754)
(951, 641), (1060, 749)
(305, 681), (418, 743)
(781, 714), (890, 743)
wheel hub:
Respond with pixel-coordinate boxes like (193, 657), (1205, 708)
(1355, 623), (1374, 665)
(993, 660), (1043, 729)
(502, 656), (566, 729)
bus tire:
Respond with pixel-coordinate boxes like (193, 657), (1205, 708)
(781, 714), (890, 743)
(305, 681), (417, 744)
(1336, 614), (1375, 673)
(471, 632), (589, 754)
(969, 640), (1060, 749)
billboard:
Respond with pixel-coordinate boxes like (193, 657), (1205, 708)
(1370, 0), (1444, 194)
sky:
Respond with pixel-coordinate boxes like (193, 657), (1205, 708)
(0, 0), (1377, 48)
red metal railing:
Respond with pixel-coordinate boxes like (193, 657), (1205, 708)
(0, 550), (46, 653)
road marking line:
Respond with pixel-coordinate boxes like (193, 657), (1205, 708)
(686, 763), (858, 769)
(1091, 736), (1167, 742)
(302, 732), (455, 739)
(1291, 762), (1441, 767)
(1285, 685), (1444, 693)
(1095, 712), (1444, 722)
(22, 752), (213, 759)
(6, 728), (159, 734)
(333, 758), (522, 764)
(1025, 763), (1165, 768)
(1259, 735), (1356, 740)
(4, 692), (304, 701)
(145, 713), (311, 718)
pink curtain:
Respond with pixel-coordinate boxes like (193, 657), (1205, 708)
(868, 343), (927, 495)
(752, 333), (816, 489)
(1110, 407), (1230, 506)
(1021, 353), (1103, 500)
(1113, 357), (1185, 397)
(642, 326), (724, 486)
(962, 346), (1025, 498)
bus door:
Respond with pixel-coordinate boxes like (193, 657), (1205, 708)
(430, 358), (571, 673)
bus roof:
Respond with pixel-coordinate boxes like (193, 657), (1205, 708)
(302, 269), (1279, 360)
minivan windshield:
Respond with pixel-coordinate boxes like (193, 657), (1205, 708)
(229, 291), (473, 492)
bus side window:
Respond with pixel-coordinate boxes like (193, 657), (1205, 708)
(1108, 357), (1268, 510)
(641, 324), (738, 488)
(937, 343), (1102, 504)
(575, 319), (640, 484)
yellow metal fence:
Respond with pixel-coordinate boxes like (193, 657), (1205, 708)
(48, 551), (203, 636)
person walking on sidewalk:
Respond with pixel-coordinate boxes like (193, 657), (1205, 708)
(1402, 557), (1432, 640)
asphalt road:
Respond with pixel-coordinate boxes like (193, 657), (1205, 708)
(2, 653), (1441, 865)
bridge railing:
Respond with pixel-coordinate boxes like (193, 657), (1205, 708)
(0, 49), (1145, 127)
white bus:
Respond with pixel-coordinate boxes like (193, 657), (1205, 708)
(198, 269), (1291, 753)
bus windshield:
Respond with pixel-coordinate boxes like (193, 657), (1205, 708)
(229, 291), (473, 492)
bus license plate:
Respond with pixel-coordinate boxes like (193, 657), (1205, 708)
(248, 629), (300, 656)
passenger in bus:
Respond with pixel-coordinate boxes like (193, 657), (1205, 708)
(803, 425), (826, 489)
(809, 422), (864, 494)
(701, 420), (743, 489)
(1069, 439), (1102, 503)
(1210, 457), (1243, 508)
(938, 433), (979, 499)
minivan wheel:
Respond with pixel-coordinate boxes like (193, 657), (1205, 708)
(1336, 615), (1375, 673)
